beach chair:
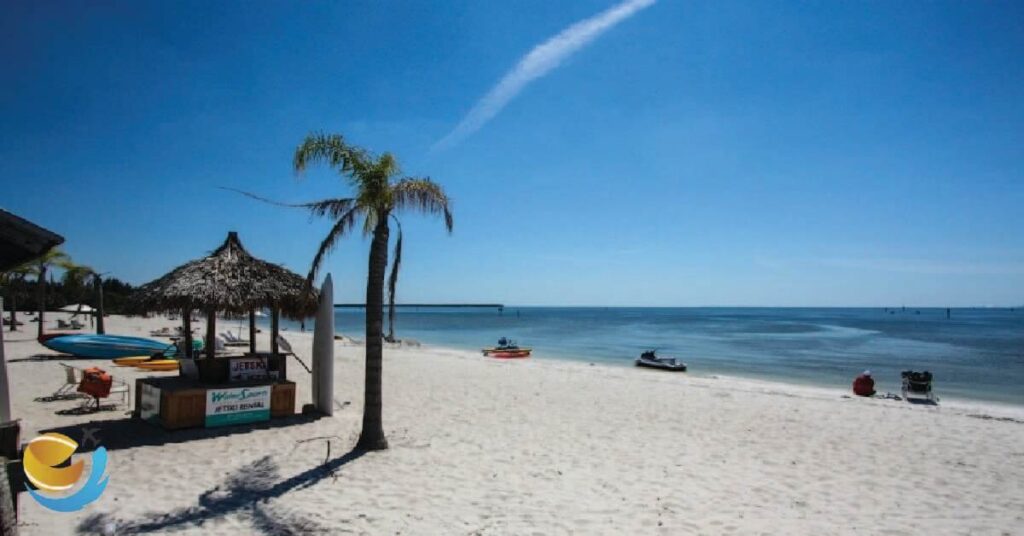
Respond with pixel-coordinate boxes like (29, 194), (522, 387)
(76, 367), (130, 411)
(49, 364), (86, 400)
(901, 370), (935, 402)
(69, 319), (85, 330)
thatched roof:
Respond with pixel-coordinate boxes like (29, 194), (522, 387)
(134, 232), (317, 318)
(0, 208), (64, 272)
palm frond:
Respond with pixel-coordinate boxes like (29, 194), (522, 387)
(391, 177), (454, 232)
(221, 187), (356, 220)
(293, 132), (372, 178)
(306, 206), (363, 287)
(376, 152), (400, 178)
(61, 264), (95, 285)
(361, 208), (380, 237)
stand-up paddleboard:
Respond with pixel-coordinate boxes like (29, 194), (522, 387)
(312, 274), (335, 415)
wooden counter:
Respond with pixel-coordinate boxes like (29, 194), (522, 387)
(135, 376), (295, 430)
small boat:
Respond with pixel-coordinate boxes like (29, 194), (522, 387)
(635, 350), (687, 372)
(482, 337), (532, 359)
(39, 334), (201, 359)
(488, 350), (532, 359)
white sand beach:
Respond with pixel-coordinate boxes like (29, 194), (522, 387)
(7, 313), (1024, 535)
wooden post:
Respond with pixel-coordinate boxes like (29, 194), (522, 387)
(0, 454), (17, 536)
(182, 308), (192, 359)
(270, 307), (280, 356)
(249, 310), (257, 355)
(206, 309), (216, 360)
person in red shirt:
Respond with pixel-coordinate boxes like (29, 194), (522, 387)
(852, 370), (876, 397)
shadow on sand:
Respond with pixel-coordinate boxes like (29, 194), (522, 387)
(41, 414), (325, 454)
(75, 448), (366, 535)
(905, 397), (939, 406)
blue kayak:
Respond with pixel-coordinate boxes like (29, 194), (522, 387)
(40, 334), (203, 359)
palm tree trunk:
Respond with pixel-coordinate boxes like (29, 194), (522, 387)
(387, 296), (396, 342)
(356, 219), (389, 451)
(36, 265), (46, 339)
(95, 276), (105, 335)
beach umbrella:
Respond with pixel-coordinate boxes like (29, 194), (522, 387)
(133, 232), (317, 360)
(59, 304), (95, 313)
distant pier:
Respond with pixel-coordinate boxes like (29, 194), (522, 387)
(334, 303), (504, 309)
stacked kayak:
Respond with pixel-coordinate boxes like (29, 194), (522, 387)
(40, 334), (201, 359)
(112, 355), (180, 372)
(134, 360), (179, 371)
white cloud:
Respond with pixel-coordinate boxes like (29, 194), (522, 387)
(432, 0), (657, 151)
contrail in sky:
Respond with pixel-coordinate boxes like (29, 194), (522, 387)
(432, 0), (657, 151)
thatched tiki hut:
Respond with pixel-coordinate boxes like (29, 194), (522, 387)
(134, 232), (317, 360)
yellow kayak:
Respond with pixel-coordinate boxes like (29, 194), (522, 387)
(113, 356), (151, 366)
(134, 360), (179, 371)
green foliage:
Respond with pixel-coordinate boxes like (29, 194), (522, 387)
(289, 133), (453, 287)
(1, 248), (137, 314)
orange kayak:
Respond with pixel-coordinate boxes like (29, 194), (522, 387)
(487, 350), (531, 359)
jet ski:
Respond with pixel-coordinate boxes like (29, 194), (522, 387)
(635, 350), (687, 372)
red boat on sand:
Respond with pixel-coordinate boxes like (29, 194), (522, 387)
(482, 337), (532, 359)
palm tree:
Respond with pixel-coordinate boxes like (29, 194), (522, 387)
(61, 264), (106, 334)
(240, 132), (452, 451)
(32, 248), (73, 338)
(1, 262), (34, 331)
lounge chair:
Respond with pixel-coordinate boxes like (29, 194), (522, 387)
(56, 319), (79, 330)
(901, 370), (936, 402)
(214, 336), (230, 355)
(219, 332), (250, 347)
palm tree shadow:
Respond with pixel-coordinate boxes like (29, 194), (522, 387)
(8, 353), (75, 363)
(76, 449), (365, 534)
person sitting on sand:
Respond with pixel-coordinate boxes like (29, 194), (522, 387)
(852, 370), (876, 397)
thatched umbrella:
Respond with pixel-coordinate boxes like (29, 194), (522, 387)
(134, 232), (317, 359)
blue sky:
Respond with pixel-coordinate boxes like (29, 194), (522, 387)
(2, 1), (1022, 306)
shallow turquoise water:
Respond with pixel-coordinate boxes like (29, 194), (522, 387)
(280, 307), (1024, 406)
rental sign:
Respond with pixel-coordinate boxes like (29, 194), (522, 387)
(229, 357), (276, 382)
(205, 386), (271, 427)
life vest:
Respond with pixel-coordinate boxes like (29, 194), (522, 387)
(78, 367), (113, 398)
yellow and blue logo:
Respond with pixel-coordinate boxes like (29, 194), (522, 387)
(23, 433), (109, 512)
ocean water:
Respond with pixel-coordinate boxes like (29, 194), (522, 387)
(281, 307), (1024, 406)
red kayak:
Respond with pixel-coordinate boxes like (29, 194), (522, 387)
(487, 349), (531, 359)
